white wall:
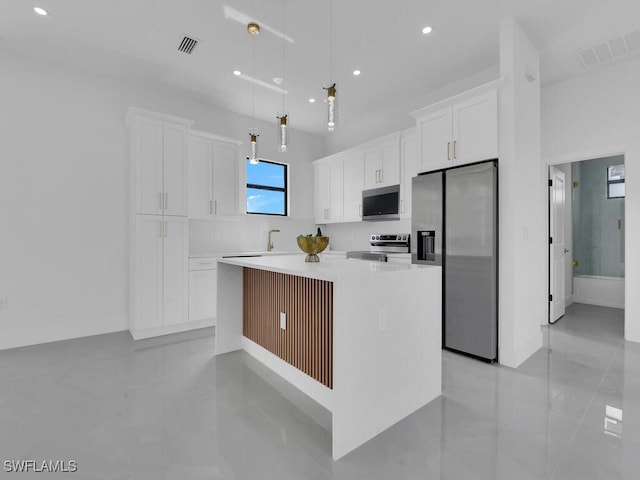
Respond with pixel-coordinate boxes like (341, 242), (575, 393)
(0, 51), (324, 350)
(498, 18), (545, 367)
(542, 55), (640, 342)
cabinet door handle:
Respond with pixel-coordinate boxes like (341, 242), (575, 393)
(159, 193), (163, 210)
(159, 221), (163, 238)
(214, 200), (217, 215)
(209, 200), (213, 215)
(447, 142), (451, 161)
(401, 199), (404, 214)
(165, 193), (168, 210)
(164, 221), (168, 238)
(453, 140), (457, 159)
(379, 169), (383, 183)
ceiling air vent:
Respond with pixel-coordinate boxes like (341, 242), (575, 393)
(177, 35), (199, 55)
(576, 29), (640, 68)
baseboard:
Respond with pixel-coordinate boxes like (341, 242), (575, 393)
(565, 295), (574, 307)
(573, 297), (625, 309)
(499, 330), (543, 369)
(0, 321), (127, 351)
(130, 318), (215, 340)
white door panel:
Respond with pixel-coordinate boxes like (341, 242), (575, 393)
(550, 166), (566, 323)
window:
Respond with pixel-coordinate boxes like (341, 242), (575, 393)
(246, 159), (288, 215)
(607, 164), (625, 199)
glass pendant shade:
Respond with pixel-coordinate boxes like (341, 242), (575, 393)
(277, 115), (288, 152)
(325, 83), (336, 131)
(248, 133), (259, 164)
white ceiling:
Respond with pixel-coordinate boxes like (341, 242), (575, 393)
(1, 0), (639, 136)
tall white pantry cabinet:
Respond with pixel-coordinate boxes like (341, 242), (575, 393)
(126, 108), (192, 340)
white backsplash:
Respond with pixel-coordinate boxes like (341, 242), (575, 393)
(189, 216), (316, 254)
(322, 219), (412, 251)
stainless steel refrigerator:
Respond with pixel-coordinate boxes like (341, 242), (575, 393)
(411, 160), (498, 362)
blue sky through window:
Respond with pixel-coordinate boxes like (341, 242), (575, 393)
(246, 160), (287, 215)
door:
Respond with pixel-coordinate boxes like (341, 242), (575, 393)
(400, 134), (417, 218)
(213, 140), (239, 216)
(163, 123), (189, 216)
(314, 161), (330, 223)
(445, 161), (497, 361)
(411, 171), (443, 265)
(549, 166), (566, 323)
(343, 151), (364, 221)
(328, 157), (344, 222)
(188, 135), (214, 219)
(135, 117), (164, 215)
(163, 216), (189, 326)
(452, 91), (498, 165)
(417, 107), (452, 172)
(363, 148), (382, 188)
(189, 269), (218, 322)
(380, 140), (400, 186)
(135, 215), (163, 330)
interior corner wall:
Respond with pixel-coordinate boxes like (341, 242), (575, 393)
(498, 18), (545, 368)
(0, 51), (324, 350)
(542, 55), (640, 342)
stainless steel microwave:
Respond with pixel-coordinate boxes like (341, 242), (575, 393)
(362, 184), (400, 221)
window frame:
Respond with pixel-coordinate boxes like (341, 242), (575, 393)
(246, 159), (289, 216)
(606, 164), (625, 199)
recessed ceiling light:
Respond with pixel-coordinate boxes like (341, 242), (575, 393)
(353, 70), (361, 76)
(33, 6), (48, 16)
(233, 70), (242, 76)
(308, 98), (316, 103)
(272, 77), (283, 85)
(422, 26), (432, 35)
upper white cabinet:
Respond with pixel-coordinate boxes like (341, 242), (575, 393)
(400, 130), (417, 219)
(363, 135), (400, 188)
(342, 150), (365, 222)
(127, 109), (192, 216)
(415, 90), (498, 173)
(188, 131), (240, 219)
(314, 156), (343, 224)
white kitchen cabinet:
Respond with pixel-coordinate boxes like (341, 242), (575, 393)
(189, 257), (218, 324)
(314, 156), (343, 224)
(400, 130), (417, 219)
(452, 93), (499, 166)
(127, 109), (192, 216)
(188, 131), (240, 219)
(132, 215), (188, 335)
(342, 150), (364, 222)
(415, 90), (498, 173)
(363, 136), (400, 188)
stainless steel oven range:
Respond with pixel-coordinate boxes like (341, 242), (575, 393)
(346, 234), (410, 262)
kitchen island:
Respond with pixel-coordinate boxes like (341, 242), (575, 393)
(216, 254), (441, 460)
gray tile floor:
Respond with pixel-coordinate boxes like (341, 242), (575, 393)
(1, 303), (638, 479)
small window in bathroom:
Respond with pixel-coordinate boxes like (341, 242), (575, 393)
(246, 159), (289, 216)
(607, 165), (625, 199)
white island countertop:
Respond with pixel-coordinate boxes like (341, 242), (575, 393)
(217, 253), (433, 281)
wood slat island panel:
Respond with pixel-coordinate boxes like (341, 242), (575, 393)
(242, 267), (333, 389)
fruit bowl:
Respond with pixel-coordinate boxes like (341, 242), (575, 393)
(296, 235), (330, 262)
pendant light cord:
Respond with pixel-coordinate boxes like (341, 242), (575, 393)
(282, 0), (285, 115)
(252, 32), (255, 130)
(329, 0), (333, 83)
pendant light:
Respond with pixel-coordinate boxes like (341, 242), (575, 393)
(324, 0), (337, 132)
(247, 22), (260, 164)
(277, 0), (288, 152)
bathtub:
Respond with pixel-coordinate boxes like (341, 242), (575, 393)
(573, 275), (625, 309)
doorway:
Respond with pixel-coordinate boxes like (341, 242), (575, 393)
(549, 155), (626, 324)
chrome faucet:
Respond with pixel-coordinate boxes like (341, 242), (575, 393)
(267, 229), (280, 251)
